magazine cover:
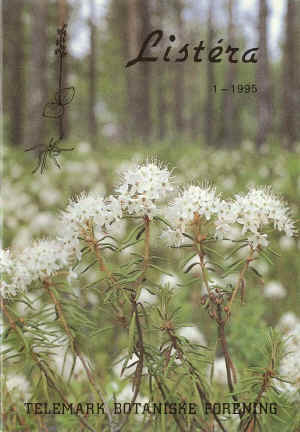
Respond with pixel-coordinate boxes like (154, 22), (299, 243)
(1, 1), (300, 431)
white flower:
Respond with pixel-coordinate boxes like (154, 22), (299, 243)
(138, 288), (157, 304)
(30, 212), (55, 231)
(159, 273), (179, 289)
(0, 249), (13, 275)
(222, 176), (236, 191)
(279, 235), (295, 251)
(39, 187), (61, 205)
(178, 326), (206, 345)
(234, 187), (296, 247)
(58, 193), (122, 259)
(1, 240), (72, 298)
(6, 374), (31, 399)
(116, 160), (174, 218)
(162, 184), (223, 246)
(263, 281), (286, 299)
(215, 200), (240, 240)
(211, 357), (228, 385)
(278, 312), (300, 331)
(248, 233), (269, 249)
(77, 141), (91, 154)
(277, 323), (300, 395)
(67, 269), (78, 285)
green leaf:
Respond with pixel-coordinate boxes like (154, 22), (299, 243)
(202, 245), (223, 258)
(117, 238), (143, 252)
(91, 327), (114, 338)
(81, 259), (97, 274)
(259, 249), (274, 265)
(266, 246), (281, 257)
(184, 262), (200, 274)
(15, 326), (30, 354)
(150, 264), (173, 277)
(153, 215), (173, 229)
(222, 258), (245, 277)
(250, 266), (263, 278)
(180, 252), (197, 269)
(225, 243), (248, 260)
(121, 223), (145, 245)
(136, 226), (146, 240)
(41, 372), (50, 402)
(182, 232), (194, 241)
(178, 278), (200, 287)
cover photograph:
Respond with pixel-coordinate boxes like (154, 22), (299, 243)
(1, 0), (300, 431)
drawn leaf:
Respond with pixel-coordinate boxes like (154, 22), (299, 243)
(43, 102), (64, 118)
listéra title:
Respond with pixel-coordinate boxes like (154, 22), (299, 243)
(126, 29), (259, 68)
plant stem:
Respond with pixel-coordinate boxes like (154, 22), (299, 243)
(118, 217), (150, 430)
(228, 249), (254, 312)
(83, 223), (125, 318)
(216, 304), (238, 398)
(0, 296), (97, 432)
(3, 385), (31, 432)
(43, 281), (116, 432)
(195, 383), (228, 432)
(130, 300), (144, 404)
(240, 366), (274, 431)
(194, 240), (212, 294)
(84, 224), (115, 284)
(154, 376), (187, 432)
(135, 215), (150, 288)
(165, 329), (228, 432)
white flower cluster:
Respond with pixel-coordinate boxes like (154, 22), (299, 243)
(57, 193), (122, 259)
(0, 249), (14, 296)
(234, 187), (296, 248)
(116, 161), (174, 218)
(0, 240), (71, 298)
(162, 184), (296, 248)
(161, 184), (224, 246)
(0, 249), (13, 274)
(2, 161), (297, 298)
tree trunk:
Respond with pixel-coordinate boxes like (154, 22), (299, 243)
(156, 0), (166, 140)
(219, 0), (237, 147)
(88, 0), (98, 147)
(127, 0), (139, 139)
(26, 0), (48, 150)
(296, 2), (300, 142)
(282, 0), (297, 149)
(173, 0), (185, 135)
(3, 0), (25, 147)
(137, 0), (151, 139)
(204, 0), (215, 146)
(256, 0), (272, 148)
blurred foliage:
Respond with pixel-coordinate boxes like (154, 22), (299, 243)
(2, 137), (300, 431)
